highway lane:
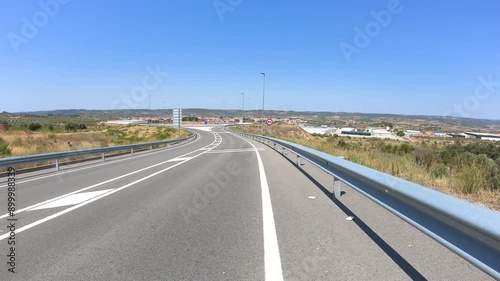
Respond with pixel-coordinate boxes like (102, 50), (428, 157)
(0, 129), (212, 216)
(253, 133), (492, 280)
(0, 127), (494, 280)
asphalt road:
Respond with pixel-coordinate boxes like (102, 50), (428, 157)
(0, 127), (494, 280)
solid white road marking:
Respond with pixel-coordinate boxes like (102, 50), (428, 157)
(206, 148), (265, 154)
(186, 126), (212, 131)
(0, 132), (201, 189)
(0, 132), (218, 220)
(0, 131), (223, 241)
(30, 189), (114, 210)
(231, 133), (284, 281)
(167, 157), (193, 162)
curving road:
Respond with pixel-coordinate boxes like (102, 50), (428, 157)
(0, 127), (493, 280)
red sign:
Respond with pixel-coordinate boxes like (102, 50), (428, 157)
(266, 118), (274, 126)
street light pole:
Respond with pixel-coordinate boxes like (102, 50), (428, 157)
(222, 101), (225, 122)
(148, 94), (151, 110)
(241, 93), (245, 124)
(260, 72), (266, 135)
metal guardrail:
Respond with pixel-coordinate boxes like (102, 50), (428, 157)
(230, 128), (500, 280)
(0, 132), (197, 171)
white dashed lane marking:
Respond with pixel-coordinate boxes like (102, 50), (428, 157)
(30, 189), (114, 210)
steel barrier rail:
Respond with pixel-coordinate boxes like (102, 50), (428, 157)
(0, 131), (198, 170)
(229, 128), (500, 280)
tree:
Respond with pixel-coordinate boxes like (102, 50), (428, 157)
(65, 123), (78, 131)
(65, 123), (87, 131)
(396, 130), (405, 137)
(182, 116), (199, 122)
(28, 123), (42, 131)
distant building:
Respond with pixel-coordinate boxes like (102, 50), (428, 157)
(405, 130), (422, 137)
(105, 119), (148, 125)
(447, 133), (466, 138)
(366, 127), (392, 137)
(464, 132), (500, 141)
(434, 131), (447, 137)
(339, 128), (355, 132)
(301, 126), (337, 135)
(342, 131), (372, 136)
(423, 132), (435, 137)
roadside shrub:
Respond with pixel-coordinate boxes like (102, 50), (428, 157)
(391, 162), (400, 176)
(464, 142), (499, 160)
(450, 151), (476, 167)
(106, 129), (124, 137)
(398, 143), (415, 154)
(106, 129), (127, 144)
(457, 163), (486, 194)
(28, 123), (43, 131)
(380, 143), (394, 154)
(454, 154), (500, 193)
(337, 139), (348, 149)
(155, 128), (173, 140)
(414, 147), (439, 169)
(0, 137), (12, 157)
(47, 124), (55, 131)
(432, 163), (449, 178)
(326, 136), (336, 143)
(125, 136), (145, 143)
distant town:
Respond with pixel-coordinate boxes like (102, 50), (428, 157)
(2, 109), (500, 142)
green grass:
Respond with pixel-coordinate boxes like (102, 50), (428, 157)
(0, 137), (12, 157)
(154, 127), (177, 140)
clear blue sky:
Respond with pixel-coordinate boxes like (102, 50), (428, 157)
(1, 0), (499, 119)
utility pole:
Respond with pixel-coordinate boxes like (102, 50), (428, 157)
(260, 72), (266, 135)
(222, 101), (225, 122)
(241, 93), (245, 124)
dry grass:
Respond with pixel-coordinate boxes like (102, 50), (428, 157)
(239, 125), (500, 211)
(0, 126), (190, 157)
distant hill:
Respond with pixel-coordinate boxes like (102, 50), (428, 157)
(5, 108), (500, 133)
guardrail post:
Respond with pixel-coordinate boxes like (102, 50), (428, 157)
(55, 159), (59, 171)
(150, 145), (153, 150)
(131, 148), (134, 154)
(296, 155), (301, 166)
(333, 177), (342, 199)
(102, 153), (105, 161)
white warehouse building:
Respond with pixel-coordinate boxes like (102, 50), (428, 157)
(464, 132), (500, 142)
